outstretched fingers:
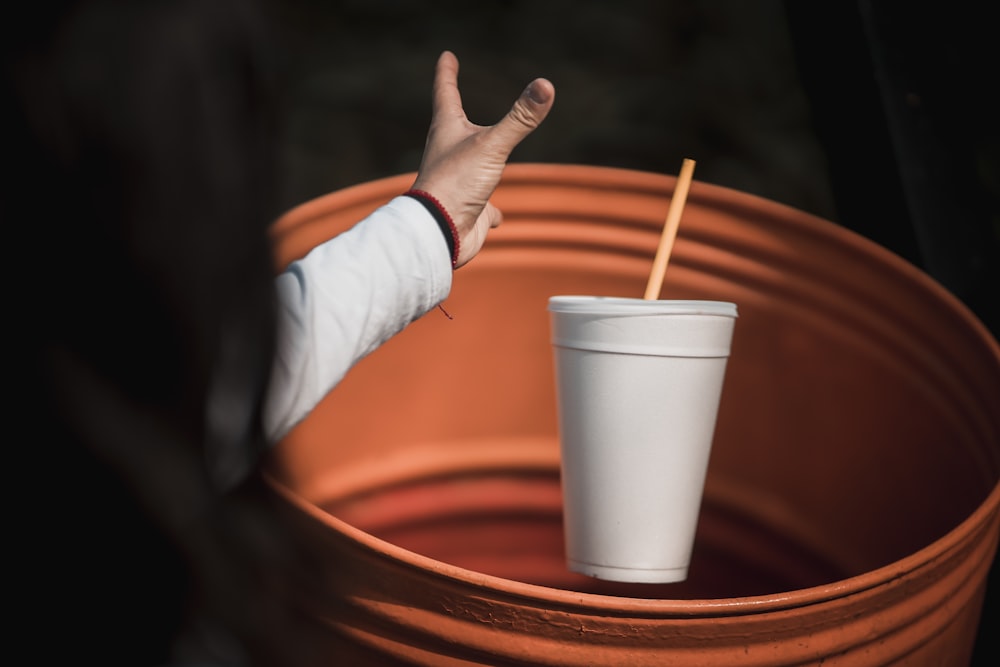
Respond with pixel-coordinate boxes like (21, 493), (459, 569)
(414, 51), (556, 268)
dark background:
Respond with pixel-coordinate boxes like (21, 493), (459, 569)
(264, 1), (998, 663)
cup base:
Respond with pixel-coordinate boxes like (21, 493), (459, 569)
(568, 559), (689, 584)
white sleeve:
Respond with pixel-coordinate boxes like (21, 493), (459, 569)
(263, 195), (453, 442)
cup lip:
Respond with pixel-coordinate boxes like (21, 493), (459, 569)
(548, 295), (738, 318)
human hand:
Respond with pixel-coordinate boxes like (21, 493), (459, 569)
(410, 51), (555, 268)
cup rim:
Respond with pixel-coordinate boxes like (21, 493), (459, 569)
(548, 296), (738, 318)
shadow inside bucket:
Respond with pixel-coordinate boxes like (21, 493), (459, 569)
(320, 464), (851, 600)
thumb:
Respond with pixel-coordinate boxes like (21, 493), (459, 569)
(488, 78), (556, 153)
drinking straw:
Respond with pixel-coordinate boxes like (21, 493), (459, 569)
(643, 158), (696, 300)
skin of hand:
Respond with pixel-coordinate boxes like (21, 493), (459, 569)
(410, 50), (555, 269)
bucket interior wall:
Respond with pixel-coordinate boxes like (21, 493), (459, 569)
(314, 446), (855, 599)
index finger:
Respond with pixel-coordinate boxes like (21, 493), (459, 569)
(432, 50), (465, 120)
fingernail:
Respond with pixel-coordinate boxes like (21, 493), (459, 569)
(524, 80), (551, 105)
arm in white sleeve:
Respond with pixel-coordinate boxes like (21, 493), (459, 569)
(263, 195), (453, 442)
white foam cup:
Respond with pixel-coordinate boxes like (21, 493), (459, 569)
(548, 296), (738, 583)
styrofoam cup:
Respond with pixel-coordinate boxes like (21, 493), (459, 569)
(548, 296), (738, 583)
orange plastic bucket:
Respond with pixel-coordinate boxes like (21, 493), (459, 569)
(267, 163), (1000, 665)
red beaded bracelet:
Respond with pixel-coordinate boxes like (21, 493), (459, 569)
(403, 189), (460, 269)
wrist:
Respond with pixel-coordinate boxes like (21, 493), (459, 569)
(403, 189), (460, 269)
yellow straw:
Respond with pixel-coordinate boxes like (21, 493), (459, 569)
(644, 158), (696, 300)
